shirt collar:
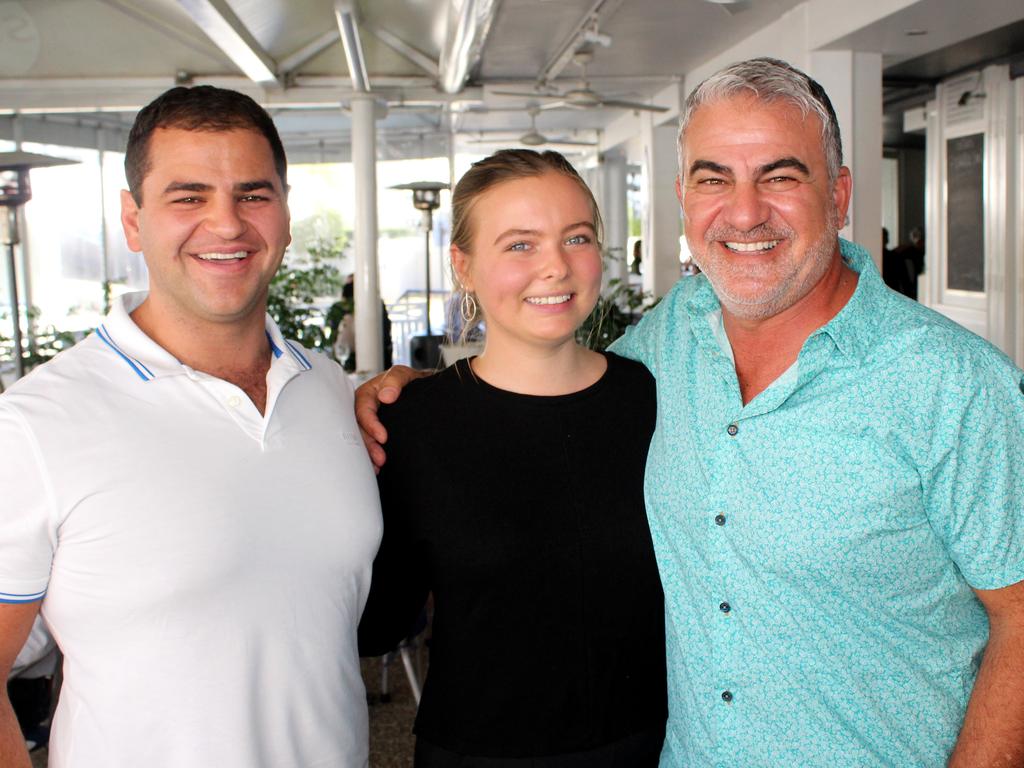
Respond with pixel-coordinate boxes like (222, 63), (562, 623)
(684, 238), (888, 362)
(816, 238), (889, 361)
(95, 291), (312, 381)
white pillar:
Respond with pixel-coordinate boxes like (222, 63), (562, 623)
(350, 94), (383, 373)
(641, 115), (681, 298)
(97, 129), (112, 313)
(12, 114), (34, 353)
(600, 153), (628, 288)
(811, 50), (883, 267)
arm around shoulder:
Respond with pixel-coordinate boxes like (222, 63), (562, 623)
(354, 365), (432, 470)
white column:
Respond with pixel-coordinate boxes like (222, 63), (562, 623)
(600, 153), (628, 288)
(920, 98), (941, 309)
(641, 115), (681, 298)
(811, 50), (883, 267)
(984, 64), (1017, 359)
(97, 128), (112, 313)
(12, 114), (34, 353)
(1015, 77), (1024, 368)
(350, 94), (383, 373)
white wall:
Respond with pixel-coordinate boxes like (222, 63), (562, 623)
(811, 50), (883, 264)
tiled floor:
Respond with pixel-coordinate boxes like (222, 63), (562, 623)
(363, 653), (420, 767)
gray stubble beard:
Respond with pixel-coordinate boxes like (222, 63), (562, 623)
(688, 208), (839, 322)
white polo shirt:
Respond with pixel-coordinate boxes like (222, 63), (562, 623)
(0, 292), (382, 768)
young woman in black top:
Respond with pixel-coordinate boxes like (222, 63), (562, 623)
(358, 149), (666, 767)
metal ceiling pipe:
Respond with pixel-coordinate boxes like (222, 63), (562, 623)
(438, 0), (500, 95)
(335, 0), (370, 93)
(537, 0), (625, 86)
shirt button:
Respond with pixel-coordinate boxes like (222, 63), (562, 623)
(227, 395), (241, 408)
(714, 514), (726, 526)
(726, 423), (739, 436)
(721, 690), (733, 703)
(719, 601), (731, 614)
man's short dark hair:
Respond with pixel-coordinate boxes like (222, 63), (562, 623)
(125, 85), (287, 205)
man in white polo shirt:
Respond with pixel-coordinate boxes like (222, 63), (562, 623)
(0, 86), (382, 768)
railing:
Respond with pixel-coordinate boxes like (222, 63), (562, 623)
(387, 290), (450, 366)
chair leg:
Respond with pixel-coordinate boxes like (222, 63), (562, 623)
(379, 654), (392, 703)
(399, 647), (422, 705)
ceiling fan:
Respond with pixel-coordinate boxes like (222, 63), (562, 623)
(493, 50), (669, 114)
(466, 106), (597, 148)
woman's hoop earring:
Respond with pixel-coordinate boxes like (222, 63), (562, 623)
(460, 292), (478, 323)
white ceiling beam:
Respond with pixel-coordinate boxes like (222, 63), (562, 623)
(438, 0), (501, 94)
(175, 0), (280, 86)
(366, 22), (439, 79)
(0, 78), (480, 113)
(335, 0), (370, 92)
(537, 0), (626, 86)
(279, 30), (342, 77)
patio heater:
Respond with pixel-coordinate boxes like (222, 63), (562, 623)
(391, 181), (449, 369)
(0, 151), (78, 382)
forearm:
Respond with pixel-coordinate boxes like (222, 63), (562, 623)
(0, 601), (42, 768)
(948, 625), (1024, 767)
(0, 695), (31, 768)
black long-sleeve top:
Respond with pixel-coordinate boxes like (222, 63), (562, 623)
(358, 352), (667, 758)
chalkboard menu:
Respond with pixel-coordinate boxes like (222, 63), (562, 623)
(946, 133), (985, 292)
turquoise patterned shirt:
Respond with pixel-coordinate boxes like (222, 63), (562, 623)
(612, 240), (1024, 767)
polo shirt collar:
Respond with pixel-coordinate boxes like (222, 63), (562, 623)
(684, 238), (888, 363)
(263, 310), (314, 372)
(95, 291), (312, 382)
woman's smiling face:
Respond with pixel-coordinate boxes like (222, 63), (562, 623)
(452, 170), (602, 355)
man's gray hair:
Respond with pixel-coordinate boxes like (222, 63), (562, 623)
(677, 57), (843, 183)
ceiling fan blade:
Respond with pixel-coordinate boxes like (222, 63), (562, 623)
(544, 138), (598, 146)
(462, 136), (595, 148)
(598, 99), (670, 113)
(538, 101), (572, 111)
(457, 105), (535, 114)
(464, 135), (525, 143)
(491, 90), (564, 100)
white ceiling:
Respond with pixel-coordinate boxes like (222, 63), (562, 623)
(1, 0), (1022, 161)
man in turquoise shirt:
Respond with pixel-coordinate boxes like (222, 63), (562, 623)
(356, 57), (1024, 767)
(609, 58), (1024, 767)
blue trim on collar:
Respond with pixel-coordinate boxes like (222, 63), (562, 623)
(95, 325), (154, 382)
(284, 340), (313, 370)
(266, 331), (284, 359)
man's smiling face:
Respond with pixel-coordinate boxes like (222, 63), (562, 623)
(120, 127), (291, 329)
(678, 93), (851, 321)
